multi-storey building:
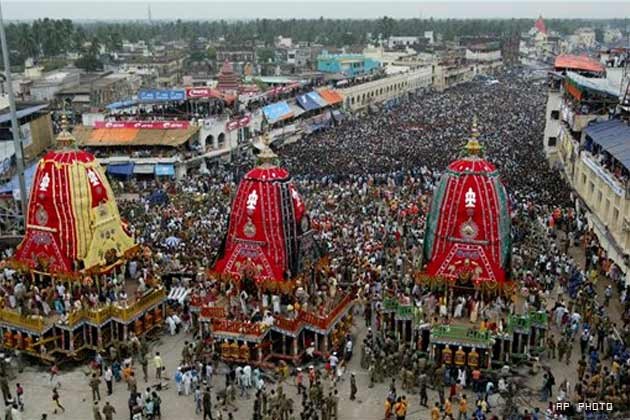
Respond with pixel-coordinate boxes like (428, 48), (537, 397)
(544, 54), (630, 283)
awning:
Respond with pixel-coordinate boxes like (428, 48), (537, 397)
(155, 163), (175, 176)
(106, 99), (138, 110)
(0, 104), (48, 125)
(554, 54), (605, 74)
(72, 125), (200, 147)
(296, 93), (321, 111)
(71, 95), (91, 103)
(332, 110), (344, 122)
(106, 162), (134, 177)
(133, 164), (155, 174)
(318, 89), (344, 105)
(263, 101), (293, 123)
(0, 160), (38, 196)
(565, 71), (620, 99)
(584, 119), (630, 169)
(306, 92), (328, 107)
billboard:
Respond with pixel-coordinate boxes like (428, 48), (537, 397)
(137, 89), (186, 102)
(94, 121), (190, 130)
(225, 115), (251, 132)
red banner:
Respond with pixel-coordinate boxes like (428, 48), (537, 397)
(186, 87), (218, 99)
(94, 121), (190, 130)
(225, 115), (251, 132)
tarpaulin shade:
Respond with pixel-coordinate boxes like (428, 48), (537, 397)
(0, 161), (38, 195)
(318, 89), (344, 105)
(106, 162), (134, 177)
(565, 71), (620, 99)
(296, 93), (321, 111)
(0, 104), (48, 125)
(155, 163), (175, 176)
(106, 99), (138, 110)
(72, 125), (199, 147)
(584, 119), (630, 169)
(306, 92), (328, 107)
(133, 164), (155, 174)
(263, 101), (293, 123)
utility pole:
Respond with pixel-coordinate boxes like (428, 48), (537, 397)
(0, 1), (28, 227)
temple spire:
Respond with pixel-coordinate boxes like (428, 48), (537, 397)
(465, 116), (482, 156)
(55, 114), (77, 149)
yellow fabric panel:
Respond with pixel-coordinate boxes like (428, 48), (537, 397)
(68, 160), (92, 261)
(82, 163), (135, 270)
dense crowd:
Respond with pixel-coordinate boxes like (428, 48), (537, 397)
(5, 69), (630, 419)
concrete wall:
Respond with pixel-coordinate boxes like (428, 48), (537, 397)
(543, 89), (562, 164)
(338, 66), (432, 112)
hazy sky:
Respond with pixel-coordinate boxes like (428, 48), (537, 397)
(2, 1), (630, 21)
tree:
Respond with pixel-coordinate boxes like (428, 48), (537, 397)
(75, 37), (103, 71)
(256, 48), (274, 64)
(207, 46), (217, 61)
(594, 28), (604, 43)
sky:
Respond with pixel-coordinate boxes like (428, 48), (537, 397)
(2, 0), (630, 21)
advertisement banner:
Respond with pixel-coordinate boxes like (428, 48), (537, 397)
(138, 89), (186, 102)
(186, 87), (216, 99)
(225, 115), (252, 132)
(94, 121), (190, 130)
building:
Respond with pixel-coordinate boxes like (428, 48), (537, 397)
(544, 55), (611, 164)
(465, 42), (502, 63)
(316, 53), (381, 78)
(216, 47), (256, 75)
(338, 65), (432, 111)
(30, 69), (82, 102)
(362, 46), (420, 67)
(73, 122), (202, 179)
(122, 53), (186, 88)
(568, 119), (630, 285)
(275, 36), (293, 49)
(543, 55), (629, 283)
(0, 103), (54, 164)
(433, 63), (475, 91)
(55, 72), (140, 112)
(286, 48), (311, 69)
(575, 28), (597, 49)
(604, 28), (623, 44)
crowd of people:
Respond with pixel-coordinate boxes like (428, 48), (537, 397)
(109, 70), (630, 419)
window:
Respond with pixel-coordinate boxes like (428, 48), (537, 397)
(589, 182), (595, 195)
(613, 208), (619, 223)
(582, 174), (587, 185)
(548, 137), (557, 147)
(597, 191), (603, 204)
(551, 110), (560, 120)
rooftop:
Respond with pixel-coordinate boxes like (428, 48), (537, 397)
(554, 54), (605, 74)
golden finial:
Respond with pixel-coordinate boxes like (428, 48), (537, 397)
(56, 114), (76, 149)
(465, 116), (482, 156)
(256, 131), (277, 165)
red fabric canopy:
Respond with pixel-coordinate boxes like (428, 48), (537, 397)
(424, 156), (511, 284)
(14, 149), (135, 273)
(213, 164), (307, 282)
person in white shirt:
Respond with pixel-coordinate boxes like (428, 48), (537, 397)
(328, 353), (339, 377)
(345, 339), (353, 361)
(104, 366), (113, 395)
